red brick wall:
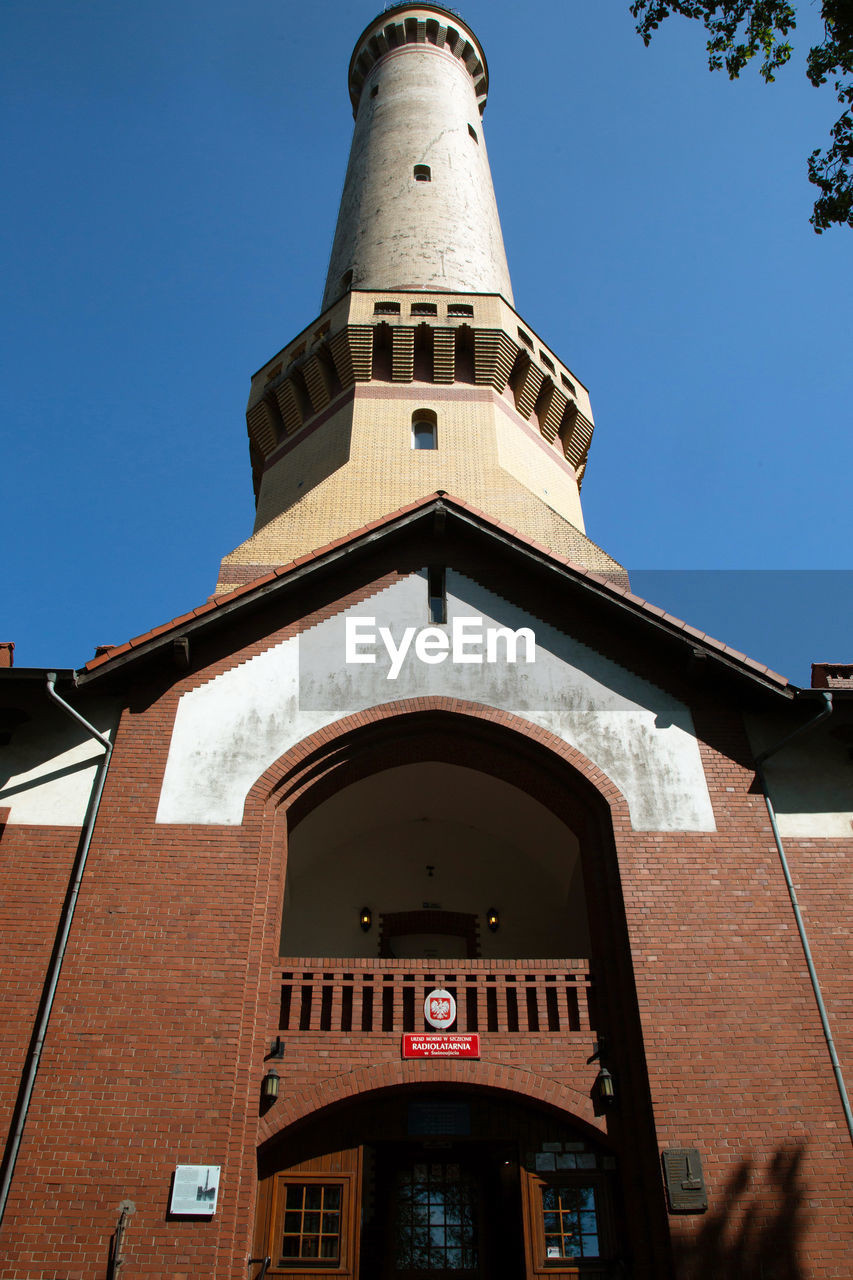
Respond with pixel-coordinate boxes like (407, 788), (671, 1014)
(0, 823), (80, 1136)
(619, 700), (853, 1277)
(1, 593), (850, 1279)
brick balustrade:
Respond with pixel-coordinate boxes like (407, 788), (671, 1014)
(278, 958), (595, 1036)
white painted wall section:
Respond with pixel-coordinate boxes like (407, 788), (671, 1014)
(157, 572), (715, 831)
(746, 713), (853, 838)
(0, 702), (117, 826)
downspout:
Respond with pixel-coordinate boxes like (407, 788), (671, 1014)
(0, 674), (114, 1232)
(753, 690), (853, 1145)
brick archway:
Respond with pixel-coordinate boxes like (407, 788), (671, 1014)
(258, 1060), (605, 1151)
(244, 696), (632, 835)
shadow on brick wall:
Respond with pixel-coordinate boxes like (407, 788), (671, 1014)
(672, 1143), (807, 1280)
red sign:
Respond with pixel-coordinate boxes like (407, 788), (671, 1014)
(402, 1034), (480, 1059)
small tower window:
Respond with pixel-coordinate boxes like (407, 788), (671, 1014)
(413, 165), (431, 182)
(561, 372), (577, 396)
(370, 84), (379, 98)
(340, 269), (353, 295)
(374, 301), (401, 315)
(468, 124), (478, 143)
(428, 566), (446, 624)
(448, 303), (474, 318)
(412, 409), (437, 450)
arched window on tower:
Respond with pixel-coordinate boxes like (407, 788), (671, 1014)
(413, 164), (431, 182)
(411, 409), (437, 450)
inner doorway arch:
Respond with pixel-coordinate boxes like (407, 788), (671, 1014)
(253, 1084), (622, 1280)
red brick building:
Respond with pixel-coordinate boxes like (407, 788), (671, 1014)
(1, 7), (851, 1278)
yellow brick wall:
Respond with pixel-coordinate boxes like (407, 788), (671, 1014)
(216, 384), (621, 591)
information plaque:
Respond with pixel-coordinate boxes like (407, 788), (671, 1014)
(169, 1165), (221, 1216)
(402, 1033), (480, 1059)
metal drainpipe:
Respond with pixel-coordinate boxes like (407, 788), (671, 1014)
(753, 689), (853, 1145)
(0, 674), (113, 1232)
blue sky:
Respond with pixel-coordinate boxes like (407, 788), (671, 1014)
(2, 0), (851, 683)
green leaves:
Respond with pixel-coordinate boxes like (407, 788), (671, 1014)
(631, 1), (796, 79)
(630, 0), (853, 230)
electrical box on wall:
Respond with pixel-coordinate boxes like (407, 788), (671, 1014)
(661, 1148), (708, 1213)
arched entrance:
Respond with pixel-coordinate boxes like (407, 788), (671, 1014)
(247, 703), (671, 1278)
(253, 1085), (621, 1279)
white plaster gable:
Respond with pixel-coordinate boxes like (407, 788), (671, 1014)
(156, 570), (716, 830)
(0, 703), (117, 826)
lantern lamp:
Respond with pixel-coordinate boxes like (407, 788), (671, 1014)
(594, 1066), (615, 1106)
(359, 907), (372, 932)
(486, 907), (499, 933)
(261, 1068), (280, 1102)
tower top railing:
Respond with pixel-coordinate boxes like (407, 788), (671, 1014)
(347, 4), (489, 116)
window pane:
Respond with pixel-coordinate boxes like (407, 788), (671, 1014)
(278, 1182), (344, 1264)
(413, 423), (436, 449)
(582, 1233), (600, 1257)
(393, 1160), (478, 1272)
(563, 1234), (580, 1258)
(540, 1182), (600, 1265)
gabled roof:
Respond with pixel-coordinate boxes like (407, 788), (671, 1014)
(74, 492), (792, 699)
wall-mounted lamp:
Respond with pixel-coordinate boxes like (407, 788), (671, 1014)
(593, 1066), (615, 1106)
(359, 907), (372, 932)
(486, 908), (499, 933)
(587, 1037), (615, 1112)
(261, 1068), (280, 1102)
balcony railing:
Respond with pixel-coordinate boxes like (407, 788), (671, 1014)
(278, 959), (595, 1035)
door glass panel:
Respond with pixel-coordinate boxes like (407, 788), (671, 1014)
(394, 1159), (479, 1272)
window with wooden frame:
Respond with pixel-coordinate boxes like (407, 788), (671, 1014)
(522, 1170), (614, 1277)
(540, 1183), (600, 1263)
(262, 1171), (358, 1276)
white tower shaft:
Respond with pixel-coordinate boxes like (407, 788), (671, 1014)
(323, 5), (514, 309)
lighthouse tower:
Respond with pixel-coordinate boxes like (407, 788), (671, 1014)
(3, 8), (851, 1278)
(216, 3), (622, 592)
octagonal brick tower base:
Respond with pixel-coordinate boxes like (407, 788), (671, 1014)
(216, 290), (623, 593)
